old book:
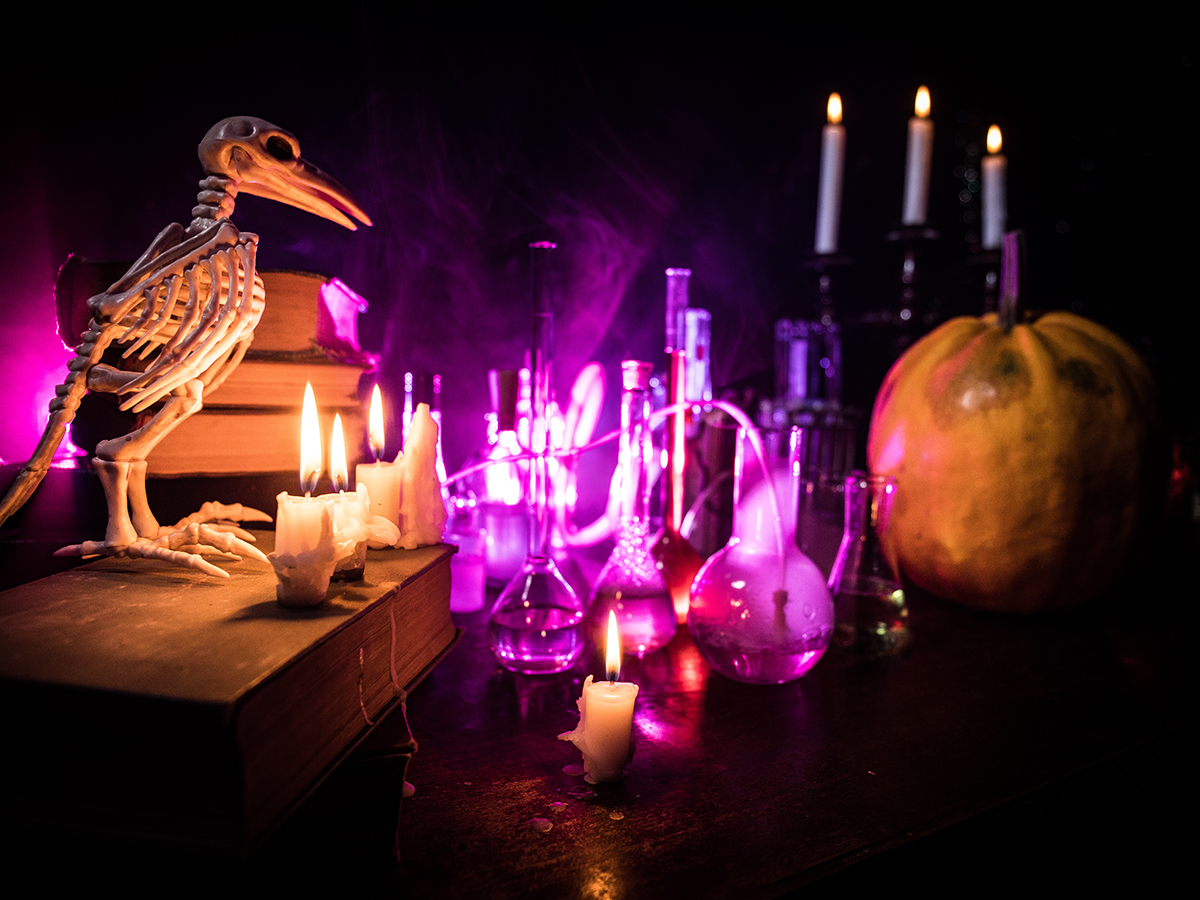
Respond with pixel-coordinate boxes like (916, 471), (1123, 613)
(147, 403), (367, 476)
(0, 535), (458, 854)
(201, 356), (370, 410)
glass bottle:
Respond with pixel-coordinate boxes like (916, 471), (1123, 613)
(488, 242), (585, 674)
(688, 426), (833, 684)
(827, 472), (910, 656)
(589, 361), (677, 658)
(652, 268), (704, 623)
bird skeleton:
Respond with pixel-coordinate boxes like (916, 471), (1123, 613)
(0, 116), (372, 577)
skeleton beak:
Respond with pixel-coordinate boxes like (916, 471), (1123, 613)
(236, 150), (372, 231)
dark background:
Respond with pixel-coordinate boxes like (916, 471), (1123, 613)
(1, 7), (1193, 475)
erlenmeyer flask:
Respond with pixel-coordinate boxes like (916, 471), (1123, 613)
(827, 472), (910, 656)
(688, 426), (833, 684)
(588, 361), (676, 658)
(488, 242), (585, 674)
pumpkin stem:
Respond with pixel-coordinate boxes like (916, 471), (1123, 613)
(997, 229), (1026, 333)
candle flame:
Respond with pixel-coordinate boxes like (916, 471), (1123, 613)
(300, 382), (322, 495)
(331, 413), (348, 492)
(369, 384), (385, 460)
(987, 124), (1002, 154)
(827, 92), (842, 125)
(915, 85), (930, 118)
(605, 610), (621, 682)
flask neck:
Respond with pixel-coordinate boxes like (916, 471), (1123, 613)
(730, 427), (798, 552)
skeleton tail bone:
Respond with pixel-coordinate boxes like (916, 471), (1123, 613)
(0, 318), (117, 527)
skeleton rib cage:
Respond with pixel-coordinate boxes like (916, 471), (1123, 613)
(89, 221), (265, 415)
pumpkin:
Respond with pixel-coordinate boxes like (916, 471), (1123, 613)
(866, 235), (1158, 613)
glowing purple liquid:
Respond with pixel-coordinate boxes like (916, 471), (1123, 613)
(488, 607), (584, 674)
(589, 585), (677, 658)
(689, 622), (831, 684)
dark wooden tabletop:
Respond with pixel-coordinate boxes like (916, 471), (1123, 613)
(1, 490), (1193, 894)
(385, 574), (1193, 898)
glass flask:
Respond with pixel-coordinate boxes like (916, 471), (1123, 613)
(589, 361), (677, 658)
(488, 242), (585, 674)
(827, 472), (910, 656)
(688, 426), (833, 684)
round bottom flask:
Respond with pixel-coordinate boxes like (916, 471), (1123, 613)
(688, 427), (833, 684)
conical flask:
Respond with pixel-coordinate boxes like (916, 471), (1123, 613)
(827, 472), (910, 656)
(588, 361), (676, 658)
(488, 242), (585, 674)
(688, 426), (834, 684)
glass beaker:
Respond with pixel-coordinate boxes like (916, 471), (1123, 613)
(688, 426), (834, 684)
(588, 361), (676, 658)
(827, 472), (910, 657)
(445, 492), (487, 614)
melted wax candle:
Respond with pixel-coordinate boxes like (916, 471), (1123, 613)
(559, 611), (639, 783)
(355, 385), (403, 547)
(269, 383), (339, 607)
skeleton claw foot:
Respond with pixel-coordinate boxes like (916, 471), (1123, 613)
(54, 523), (269, 578)
(163, 501), (273, 543)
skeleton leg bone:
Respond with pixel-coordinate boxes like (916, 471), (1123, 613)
(54, 373), (269, 573)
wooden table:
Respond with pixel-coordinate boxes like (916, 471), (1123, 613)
(389, 576), (1192, 897)
(0, 535), (1192, 895)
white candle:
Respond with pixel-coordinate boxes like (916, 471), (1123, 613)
(355, 385), (402, 544)
(275, 492), (330, 557)
(902, 86), (934, 226)
(270, 382), (338, 606)
(558, 611), (639, 784)
(356, 459), (402, 541)
(321, 414), (374, 578)
(814, 92), (846, 255)
(396, 402), (447, 549)
(981, 125), (1008, 250)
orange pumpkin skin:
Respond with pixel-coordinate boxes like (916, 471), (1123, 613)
(867, 310), (1157, 614)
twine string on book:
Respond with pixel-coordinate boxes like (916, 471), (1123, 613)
(358, 645), (376, 727)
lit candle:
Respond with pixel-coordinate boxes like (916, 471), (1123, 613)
(814, 92), (846, 255)
(355, 384), (402, 546)
(323, 413), (372, 580)
(902, 86), (934, 226)
(558, 611), (640, 784)
(271, 383), (338, 606)
(981, 125), (1008, 250)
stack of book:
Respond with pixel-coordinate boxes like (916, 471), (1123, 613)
(149, 270), (378, 477)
